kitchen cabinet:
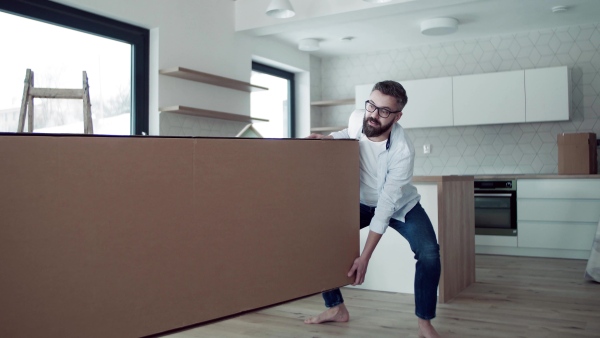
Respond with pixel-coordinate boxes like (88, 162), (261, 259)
(475, 176), (600, 259)
(517, 178), (600, 257)
(350, 66), (570, 129)
(355, 77), (453, 129)
(453, 70), (525, 126)
(525, 66), (570, 122)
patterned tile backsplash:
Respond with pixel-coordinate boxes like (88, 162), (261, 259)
(315, 23), (600, 175)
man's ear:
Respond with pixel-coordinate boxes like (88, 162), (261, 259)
(395, 112), (403, 123)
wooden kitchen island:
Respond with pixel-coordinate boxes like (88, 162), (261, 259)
(350, 175), (475, 303)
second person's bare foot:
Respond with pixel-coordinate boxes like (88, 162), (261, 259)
(303, 303), (350, 324)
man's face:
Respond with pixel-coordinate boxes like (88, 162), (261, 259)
(363, 90), (403, 139)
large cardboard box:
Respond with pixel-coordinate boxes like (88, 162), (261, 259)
(0, 134), (359, 338)
(557, 132), (598, 174)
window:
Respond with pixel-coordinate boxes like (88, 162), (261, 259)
(251, 62), (295, 138)
(0, 0), (149, 135)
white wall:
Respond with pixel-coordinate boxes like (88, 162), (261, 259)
(53, 0), (311, 136)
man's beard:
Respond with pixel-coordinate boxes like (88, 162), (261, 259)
(363, 116), (395, 138)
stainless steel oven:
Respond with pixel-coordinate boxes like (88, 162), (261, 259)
(474, 179), (517, 236)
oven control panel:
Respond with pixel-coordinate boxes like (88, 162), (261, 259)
(474, 180), (516, 191)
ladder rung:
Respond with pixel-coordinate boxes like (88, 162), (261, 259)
(29, 88), (84, 99)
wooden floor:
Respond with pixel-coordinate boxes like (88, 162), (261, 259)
(161, 255), (600, 338)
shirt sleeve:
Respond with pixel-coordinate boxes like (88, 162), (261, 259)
(329, 129), (349, 139)
(368, 143), (414, 234)
(330, 109), (364, 139)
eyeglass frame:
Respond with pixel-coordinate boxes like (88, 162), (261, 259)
(364, 100), (402, 118)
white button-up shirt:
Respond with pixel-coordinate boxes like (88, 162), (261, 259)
(330, 109), (420, 234)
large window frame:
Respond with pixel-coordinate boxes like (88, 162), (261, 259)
(0, 0), (149, 135)
(251, 62), (296, 138)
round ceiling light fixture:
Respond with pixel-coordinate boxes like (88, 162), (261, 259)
(298, 38), (320, 51)
(420, 17), (459, 36)
(266, 0), (296, 19)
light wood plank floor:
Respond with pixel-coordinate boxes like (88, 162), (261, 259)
(159, 255), (600, 338)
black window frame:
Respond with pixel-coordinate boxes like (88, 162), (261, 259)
(251, 62), (296, 138)
(0, 0), (149, 135)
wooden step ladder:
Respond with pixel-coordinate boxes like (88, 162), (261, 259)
(18, 68), (93, 134)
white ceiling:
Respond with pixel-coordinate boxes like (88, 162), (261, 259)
(241, 0), (600, 57)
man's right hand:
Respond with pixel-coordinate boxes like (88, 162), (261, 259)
(305, 133), (334, 139)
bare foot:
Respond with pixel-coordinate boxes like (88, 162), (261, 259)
(303, 304), (350, 324)
(418, 318), (441, 338)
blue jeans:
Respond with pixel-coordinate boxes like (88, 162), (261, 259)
(322, 202), (441, 320)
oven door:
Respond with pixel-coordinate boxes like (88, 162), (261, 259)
(474, 191), (517, 236)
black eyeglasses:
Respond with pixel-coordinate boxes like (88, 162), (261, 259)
(365, 101), (401, 118)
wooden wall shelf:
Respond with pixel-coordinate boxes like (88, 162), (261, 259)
(159, 67), (268, 92)
(160, 106), (268, 123)
(311, 98), (354, 107)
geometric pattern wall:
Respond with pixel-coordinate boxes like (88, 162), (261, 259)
(315, 23), (600, 175)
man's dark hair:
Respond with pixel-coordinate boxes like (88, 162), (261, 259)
(372, 80), (408, 110)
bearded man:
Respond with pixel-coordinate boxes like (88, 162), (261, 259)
(305, 80), (442, 338)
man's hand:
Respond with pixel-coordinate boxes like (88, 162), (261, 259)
(347, 255), (369, 286)
(347, 231), (381, 286)
(305, 133), (333, 139)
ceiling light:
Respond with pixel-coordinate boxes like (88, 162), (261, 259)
(298, 38), (320, 51)
(551, 6), (568, 13)
(420, 17), (459, 36)
(363, 0), (392, 3)
(266, 0), (296, 19)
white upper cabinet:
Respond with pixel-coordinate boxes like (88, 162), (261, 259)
(525, 66), (570, 122)
(352, 66), (570, 129)
(400, 77), (453, 129)
(453, 70), (526, 126)
(355, 77), (453, 129)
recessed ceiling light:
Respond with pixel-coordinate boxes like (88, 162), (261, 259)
(363, 0), (392, 3)
(420, 17), (459, 36)
(551, 6), (568, 13)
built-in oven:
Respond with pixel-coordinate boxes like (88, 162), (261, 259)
(474, 179), (517, 236)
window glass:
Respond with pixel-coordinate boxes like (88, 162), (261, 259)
(250, 71), (289, 138)
(0, 11), (131, 135)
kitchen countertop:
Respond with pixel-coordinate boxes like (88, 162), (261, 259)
(412, 174), (600, 182)
(413, 175), (474, 183)
(473, 174), (600, 180)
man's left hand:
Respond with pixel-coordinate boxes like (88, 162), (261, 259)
(347, 256), (369, 286)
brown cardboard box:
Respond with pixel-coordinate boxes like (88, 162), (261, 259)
(0, 134), (359, 338)
(557, 132), (598, 174)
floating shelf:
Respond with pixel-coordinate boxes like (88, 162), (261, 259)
(159, 67), (268, 92)
(160, 106), (268, 123)
(310, 126), (346, 133)
(311, 98), (354, 107)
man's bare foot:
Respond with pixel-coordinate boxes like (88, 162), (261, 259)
(418, 318), (441, 338)
(303, 303), (350, 324)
